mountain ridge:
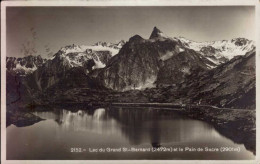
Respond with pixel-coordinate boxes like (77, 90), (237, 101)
(6, 27), (256, 109)
(7, 27), (254, 79)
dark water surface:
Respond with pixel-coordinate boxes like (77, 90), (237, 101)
(7, 107), (255, 160)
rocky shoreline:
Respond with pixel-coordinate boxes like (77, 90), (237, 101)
(178, 106), (256, 154)
(7, 109), (45, 127)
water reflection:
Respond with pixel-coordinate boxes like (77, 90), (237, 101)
(34, 107), (220, 147)
(107, 107), (216, 146)
(35, 108), (119, 135)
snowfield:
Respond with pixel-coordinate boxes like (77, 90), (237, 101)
(57, 41), (125, 69)
(176, 37), (255, 60)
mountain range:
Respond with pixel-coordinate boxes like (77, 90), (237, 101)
(6, 27), (256, 109)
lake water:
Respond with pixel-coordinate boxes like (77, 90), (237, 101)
(7, 107), (255, 160)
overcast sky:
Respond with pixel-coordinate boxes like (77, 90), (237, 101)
(6, 6), (255, 58)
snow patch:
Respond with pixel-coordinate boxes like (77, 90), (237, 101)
(179, 47), (185, 52)
(93, 57), (106, 69)
(13, 63), (37, 74)
(206, 63), (216, 69)
(206, 57), (220, 65)
(135, 76), (157, 90)
(157, 31), (169, 38)
(122, 76), (157, 91)
(160, 51), (175, 61)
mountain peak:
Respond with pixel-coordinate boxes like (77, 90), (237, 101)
(153, 26), (161, 31)
(129, 35), (144, 43)
(149, 26), (166, 39)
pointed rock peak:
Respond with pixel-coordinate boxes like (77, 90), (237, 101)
(129, 35), (144, 43)
(149, 26), (166, 39)
(153, 26), (162, 33)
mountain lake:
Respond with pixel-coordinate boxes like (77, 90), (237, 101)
(6, 107), (255, 160)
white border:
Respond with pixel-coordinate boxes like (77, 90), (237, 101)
(255, 1), (260, 164)
(1, 1), (259, 164)
(1, 2), (7, 164)
(0, 0), (257, 6)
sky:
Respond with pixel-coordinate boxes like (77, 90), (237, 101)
(6, 6), (255, 58)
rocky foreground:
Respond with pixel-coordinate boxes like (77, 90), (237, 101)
(6, 105), (44, 127)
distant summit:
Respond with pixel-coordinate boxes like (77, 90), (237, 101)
(129, 35), (145, 43)
(149, 26), (167, 39)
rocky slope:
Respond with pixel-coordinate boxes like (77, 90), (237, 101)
(6, 27), (255, 110)
(188, 49), (256, 109)
(33, 66), (110, 105)
(6, 41), (124, 111)
(23, 41), (124, 92)
(156, 48), (215, 86)
(96, 27), (216, 91)
(98, 48), (256, 110)
(159, 49), (256, 109)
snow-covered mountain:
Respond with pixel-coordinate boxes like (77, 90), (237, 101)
(147, 27), (255, 66)
(60, 41), (124, 57)
(175, 37), (255, 65)
(7, 40), (125, 75)
(53, 40), (125, 69)
(6, 55), (47, 75)
(19, 40), (125, 91)
(93, 40), (125, 50)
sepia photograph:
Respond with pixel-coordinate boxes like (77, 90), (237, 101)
(1, 2), (257, 162)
